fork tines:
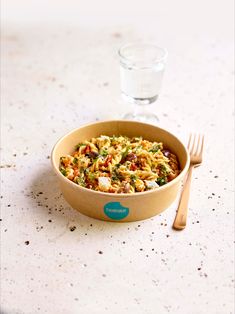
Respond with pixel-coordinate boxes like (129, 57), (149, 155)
(188, 134), (204, 157)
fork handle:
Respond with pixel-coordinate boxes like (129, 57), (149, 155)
(173, 165), (194, 230)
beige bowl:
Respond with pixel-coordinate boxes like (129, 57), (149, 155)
(51, 120), (190, 222)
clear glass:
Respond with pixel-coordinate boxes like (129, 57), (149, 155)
(119, 43), (168, 123)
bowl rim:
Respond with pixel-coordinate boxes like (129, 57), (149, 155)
(51, 120), (190, 198)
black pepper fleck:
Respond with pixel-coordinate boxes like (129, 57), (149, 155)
(112, 32), (121, 38)
(70, 226), (76, 232)
(98, 251), (103, 254)
(25, 241), (30, 245)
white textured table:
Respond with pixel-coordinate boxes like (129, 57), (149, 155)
(1, 1), (234, 313)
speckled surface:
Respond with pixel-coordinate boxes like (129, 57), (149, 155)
(1, 1), (234, 313)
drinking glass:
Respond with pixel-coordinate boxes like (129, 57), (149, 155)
(119, 43), (168, 123)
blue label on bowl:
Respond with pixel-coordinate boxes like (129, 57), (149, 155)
(104, 202), (129, 220)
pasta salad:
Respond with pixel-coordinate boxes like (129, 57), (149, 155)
(59, 135), (180, 193)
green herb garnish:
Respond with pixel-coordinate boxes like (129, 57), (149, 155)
(160, 164), (170, 174)
(111, 174), (118, 181)
(121, 146), (131, 159)
(73, 157), (78, 165)
(93, 156), (100, 162)
(60, 168), (67, 176)
(84, 168), (89, 175)
(60, 157), (66, 164)
(100, 149), (108, 157)
(157, 177), (167, 186)
(75, 143), (86, 150)
(130, 174), (137, 182)
(149, 144), (160, 153)
(76, 177), (86, 187)
(88, 173), (96, 181)
(113, 168), (123, 180)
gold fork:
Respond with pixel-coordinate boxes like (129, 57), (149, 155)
(173, 134), (204, 230)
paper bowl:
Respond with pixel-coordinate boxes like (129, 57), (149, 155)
(51, 120), (190, 222)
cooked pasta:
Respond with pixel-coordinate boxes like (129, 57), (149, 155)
(59, 135), (180, 193)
